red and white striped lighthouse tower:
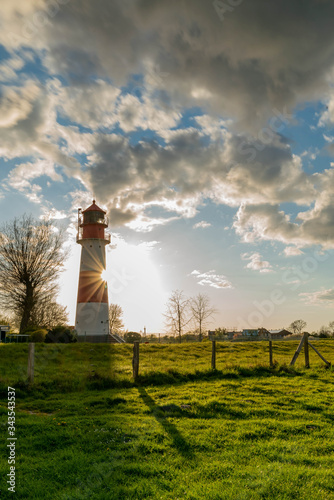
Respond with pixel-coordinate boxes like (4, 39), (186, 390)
(75, 200), (111, 342)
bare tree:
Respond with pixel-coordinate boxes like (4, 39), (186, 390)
(164, 290), (190, 343)
(0, 215), (66, 333)
(190, 293), (217, 341)
(289, 319), (306, 335)
(109, 303), (124, 334)
(318, 325), (330, 338)
(328, 321), (334, 337)
(29, 296), (69, 330)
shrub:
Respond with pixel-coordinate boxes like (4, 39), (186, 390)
(45, 326), (77, 343)
(29, 329), (47, 343)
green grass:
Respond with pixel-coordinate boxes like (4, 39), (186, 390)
(0, 341), (334, 499)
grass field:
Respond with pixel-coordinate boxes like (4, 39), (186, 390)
(0, 341), (334, 499)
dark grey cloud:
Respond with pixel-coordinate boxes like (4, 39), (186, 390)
(35, 0), (334, 130)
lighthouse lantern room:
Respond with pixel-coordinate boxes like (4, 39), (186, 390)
(75, 200), (111, 342)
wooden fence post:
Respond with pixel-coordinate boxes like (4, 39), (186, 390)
(308, 342), (331, 367)
(269, 335), (273, 367)
(211, 340), (216, 370)
(132, 341), (140, 380)
(27, 343), (35, 383)
(290, 334), (306, 366)
(304, 332), (310, 368)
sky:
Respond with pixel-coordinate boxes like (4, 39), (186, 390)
(2, 0), (334, 333)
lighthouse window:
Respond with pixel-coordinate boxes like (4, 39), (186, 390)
(84, 211), (105, 224)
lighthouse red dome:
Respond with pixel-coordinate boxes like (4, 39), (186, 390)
(77, 200), (110, 240)
(82, 200), (106, 214)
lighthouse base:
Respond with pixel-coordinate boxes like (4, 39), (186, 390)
(75, 302), (109, 340)
(77, 333), (114, 343)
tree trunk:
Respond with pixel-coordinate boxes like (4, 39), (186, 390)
(20, 283), (34, 333)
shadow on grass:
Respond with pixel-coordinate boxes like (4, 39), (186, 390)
(135, 364), (304, 386)
(138, 386), (195, 460)
(0, 363), (322, 398)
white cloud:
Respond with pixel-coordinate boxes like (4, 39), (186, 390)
(6, 159), (63, 206)
(126, 214), (179, 233)
(57, 80), (120, 130)
(190, 269), (232, 289)
(299, 288), (334, 306)
(7, 159), (63, 191)
(40, 208), (68, 220)
(117, 94), (180, 133)
(241, 252), (274, 273)
(193, 221), (211, 229)
(233, 202), (334, 249)
(0, 54), (25, 82)
(0, 81), (40, 128)
(283, 246), (304, 257)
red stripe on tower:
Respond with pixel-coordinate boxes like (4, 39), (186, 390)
(77, 271), (108, 303)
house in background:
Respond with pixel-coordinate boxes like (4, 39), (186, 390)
(242, 328), (269, 338)
(269, 329), (292, 339)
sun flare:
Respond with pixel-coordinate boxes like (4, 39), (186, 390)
(101, 269), (108, 282)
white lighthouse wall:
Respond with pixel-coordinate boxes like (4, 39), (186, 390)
(79, 240), (107, 272)
(76, 302), (109, 338)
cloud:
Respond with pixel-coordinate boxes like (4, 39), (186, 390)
(0, 80), (55, 160)
(190, 269), (232, 289)
(3, 0), (334, 245)
(5, 158), (63, 205)
(0, 81), (40, 128)
(81, 130), (213, 226)
(34, 1), (334, 132)
(3, 0), (334, 131)
(57, 80), (120, 129)
(40, 208), (68, 220)
(233, 202), (334, 249)
(241, 252), (273, 273)
(0, 54), (25, 82)
(233, 178), (334, 249)
(7, 159), (62, 189)
(193, 221), (211, 229)
(126, 214), (179, 232)
(212, 135), (316, 207)
(117, 94), (180, 133)
(283, 246), (304, 257)
(234, 204), (298, 244)
(299, 288), (334, 306)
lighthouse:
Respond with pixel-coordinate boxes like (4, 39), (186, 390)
(75, 200), (110, 342)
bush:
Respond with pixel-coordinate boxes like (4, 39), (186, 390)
(45, 326), (77, 343)
(29, 329), (47, 343)
(124, 331), (142, 343)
